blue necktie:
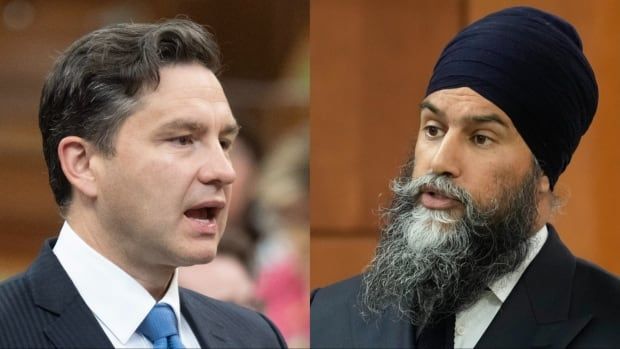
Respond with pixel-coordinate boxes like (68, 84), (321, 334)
(138, 303), (185, 349)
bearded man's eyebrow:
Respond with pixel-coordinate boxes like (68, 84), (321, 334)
(420, 101), (440, 115)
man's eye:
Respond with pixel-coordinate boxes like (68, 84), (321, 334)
(220, 139), (232, 150)
(171, 135), (194, 146)
(423, 125), (443, 138)
(473, 134), (492, 146)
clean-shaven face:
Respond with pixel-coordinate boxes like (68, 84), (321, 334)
(91, 63), (238, 270)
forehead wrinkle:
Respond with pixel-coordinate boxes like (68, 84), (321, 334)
(152, 96), (235, 128)
(157, 87), (229, 104)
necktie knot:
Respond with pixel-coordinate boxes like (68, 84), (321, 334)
(138, 303), (185, 349)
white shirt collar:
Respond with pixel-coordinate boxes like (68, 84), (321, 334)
(53, 221), (183, 345)
(487, 225), (548, 303)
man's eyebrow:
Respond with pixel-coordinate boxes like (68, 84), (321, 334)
(157, 119), (241, 136)
(158, 119), (207, 132)
(420, 101), (440, 115)
(222, 123), (241, 137)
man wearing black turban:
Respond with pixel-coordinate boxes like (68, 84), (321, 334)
(311, 6), (620, 348)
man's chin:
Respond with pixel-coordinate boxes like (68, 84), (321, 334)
(403, 206), (465, 250)
(175, 248), (218, 267)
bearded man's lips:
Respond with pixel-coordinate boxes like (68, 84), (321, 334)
(419, 187), (462, 210)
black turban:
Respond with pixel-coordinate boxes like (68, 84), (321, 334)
(426, 6), (598, 189)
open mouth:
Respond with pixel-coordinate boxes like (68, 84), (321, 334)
(184, 207), (220, 221)
(419, 185), (461, 209)
(421, 185), (454, 199)
(183, 200), (225, 234)
(424, 190), (452, 199)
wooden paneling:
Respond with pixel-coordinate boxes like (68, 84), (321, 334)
(311, 0), (620, 288)
(310, 0), (462, 233)
(310, 231), (378, 289)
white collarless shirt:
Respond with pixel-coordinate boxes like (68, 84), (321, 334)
(53, 222), (202, 348)
(453, 225), (548, 348)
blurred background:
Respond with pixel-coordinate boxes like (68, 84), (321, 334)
(0, 0), (308, 346)
(311, 0), (620, 289)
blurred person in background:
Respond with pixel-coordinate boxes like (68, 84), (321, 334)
(178, 255), (256, 311)
(0, 19), (286, 348)
(254, 122), (309, 348)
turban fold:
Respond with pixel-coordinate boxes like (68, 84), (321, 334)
(426, 6), (598, 189)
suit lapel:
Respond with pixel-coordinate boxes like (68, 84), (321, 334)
(28, 239), (112, 348)
(43, 299), (115, 348)
(475, 279), (538, 348)
(476, 225), (591, 348)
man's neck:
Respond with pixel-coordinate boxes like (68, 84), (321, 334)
(65, 212), (174, 300)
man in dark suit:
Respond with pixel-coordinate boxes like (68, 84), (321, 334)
(311, 7), (620, 349)
(0, 19), (286, 348)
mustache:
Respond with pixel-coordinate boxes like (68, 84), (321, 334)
(388, 174), (490, 223)
(393, 174), (470, 203)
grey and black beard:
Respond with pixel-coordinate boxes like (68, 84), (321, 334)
(360, 167), (540, 327)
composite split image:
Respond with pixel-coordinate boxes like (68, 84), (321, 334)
(1, 0), (620, 348)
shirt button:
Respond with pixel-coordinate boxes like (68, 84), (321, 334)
(456, 326), (465, 336)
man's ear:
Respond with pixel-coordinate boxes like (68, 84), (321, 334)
(58, 136), (98, 199)
(538, 174), (551, 194)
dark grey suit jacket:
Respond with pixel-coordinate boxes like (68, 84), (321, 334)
(311, 225), (620, 348)
(0, 239), (287, 348)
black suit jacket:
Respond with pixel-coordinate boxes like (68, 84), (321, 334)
(0, 239), (287, 348)
(311, 225), (620, 348)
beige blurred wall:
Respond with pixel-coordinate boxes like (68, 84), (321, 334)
(311, 0), (620, 289)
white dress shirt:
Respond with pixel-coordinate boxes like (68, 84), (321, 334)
(453, 225), (548, 348)
(53, 222), (202, 348)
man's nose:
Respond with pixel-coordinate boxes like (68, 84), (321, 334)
(428, 132), (462, 178)
(197, 144), (237, 186)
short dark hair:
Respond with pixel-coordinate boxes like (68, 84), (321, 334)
(39, 19), (221, 211)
